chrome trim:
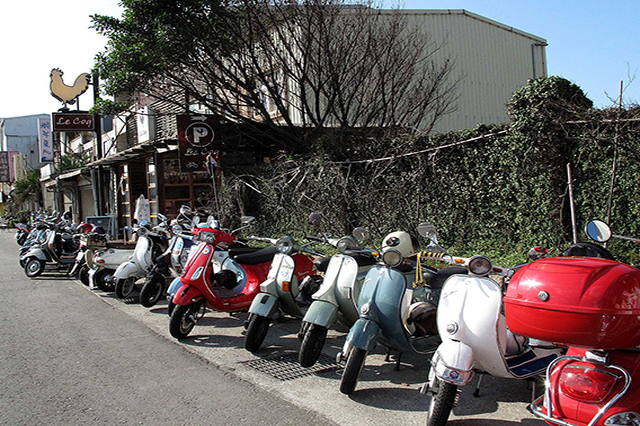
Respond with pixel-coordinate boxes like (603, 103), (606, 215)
(531, 354), (632, 426)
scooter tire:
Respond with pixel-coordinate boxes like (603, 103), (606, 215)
(24, 257), (45, 278)
(140, 276), (164, 308)
(169, 303), (199, 339)
(339, 347), (367, 395)
(244, 314), (270, 353)
(114, 277), (136, 299)
(298, 324), (328, 367)
(78, 264), (90, 286)
(94, 268), (115, 292)
(426, 379), (457, 426)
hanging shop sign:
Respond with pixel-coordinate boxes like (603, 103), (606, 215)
(0, 152), (11, 183)
(38, 117), (53, 162)
(176, 114), (219, 173)
(52, 112), (95, 132)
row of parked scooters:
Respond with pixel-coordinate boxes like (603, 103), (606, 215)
(14, 208), (640, 426)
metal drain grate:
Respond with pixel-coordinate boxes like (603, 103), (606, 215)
(242, 351), (340, 381)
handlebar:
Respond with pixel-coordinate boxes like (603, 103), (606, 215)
(305, 235), (325, 243)
(247, 235), (278, 245)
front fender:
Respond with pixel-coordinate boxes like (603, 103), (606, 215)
(166, 277), (183, 296)
(432, 340), (474, 385)
(344, 318), (379, 352)
(303, 300), (339, 328)
(248, 292), (279, 318)
(171, 283), (204, 306)
(113, 261), (142, 280)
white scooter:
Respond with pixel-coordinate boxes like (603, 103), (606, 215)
(113, 214), (171, 299)
(423, 252), (563, 426)
(88, 245), (135, 292)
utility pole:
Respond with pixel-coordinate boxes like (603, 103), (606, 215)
(92, 73), (104, 216)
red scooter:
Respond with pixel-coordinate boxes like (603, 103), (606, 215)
(169, 218), (279, 339)
(504, 220), (640, 426)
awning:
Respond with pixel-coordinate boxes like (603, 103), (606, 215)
(86, 140), (178, 167)
(58, 168), (83, 180)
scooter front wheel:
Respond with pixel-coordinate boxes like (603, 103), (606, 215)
(426, 379), (457, 426)
(339, 347), (367, 395)
(24, 258), (45, 278)
(244, 314), (270, 353)
(139, 276), (164, 308)
(169, 303), (200, 339)
(114, 277), (136, 299)
(298, 324), (328, 367)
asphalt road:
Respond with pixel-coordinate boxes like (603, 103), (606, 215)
(0, 232), (332, 426)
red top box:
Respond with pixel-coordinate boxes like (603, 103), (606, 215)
(504, 257), (640, 349)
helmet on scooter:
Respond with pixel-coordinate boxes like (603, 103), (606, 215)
(381, 231), (415, 258)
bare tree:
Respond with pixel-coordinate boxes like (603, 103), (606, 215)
(94, 0), (459, 139)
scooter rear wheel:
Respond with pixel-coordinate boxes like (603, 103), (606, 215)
(426, 379), (457, 426)
(24, 258), (45, 278)
(339, 347), (367, 395)
(94, 268), (115, 292)
(298, 324), (328, 367)
(140, 276), (164, 308)
(169, 303), (200, 339)
(244, 315), (270, 353)
(78, 265), (90, 286)
(115, 277), (136, 299)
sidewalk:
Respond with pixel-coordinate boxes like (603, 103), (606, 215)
(82, 286), (543, 426)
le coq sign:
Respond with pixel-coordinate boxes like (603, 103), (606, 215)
(52, 112), (95, 132)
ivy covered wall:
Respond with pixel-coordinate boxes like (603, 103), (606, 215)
(210, 77), (640, 265)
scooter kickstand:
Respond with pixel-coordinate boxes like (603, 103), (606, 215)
(394, 352), (402, 371)
(473, 374), (483, 397)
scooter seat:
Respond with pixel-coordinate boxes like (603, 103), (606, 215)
(314, 256), (332, 272)
(228, 246), (262, 257)
(233, 246), (278, 265)
(353, 254), (377, 267)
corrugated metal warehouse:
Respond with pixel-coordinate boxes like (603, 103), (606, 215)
(401, 9), (547, 132)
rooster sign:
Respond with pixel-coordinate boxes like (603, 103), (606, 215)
(49, 68), (91, 107)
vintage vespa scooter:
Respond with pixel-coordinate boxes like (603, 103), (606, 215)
(509, 220), (640, 426)
(21, 218), (82, 278)
(168, 217), (279, 339)
(338, 223), (463, 395)
(243, 226), (329, 353)
(424, 250), (564, 426)
(297, 228), (378, 367)
(138, 226), (196, 307)
(113, 215), (171, 299)
(88, 242), (136, 292)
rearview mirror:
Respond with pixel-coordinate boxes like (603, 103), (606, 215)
(352, 226), (369, 241)
(585, 220), (611, 243)
(417, 222), (438, 245)
(241, 215), (256, 225)
(308, 212), (322, 226)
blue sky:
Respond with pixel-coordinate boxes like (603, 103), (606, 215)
(0, 1), (637, 117)
(402, 0), (639, 107)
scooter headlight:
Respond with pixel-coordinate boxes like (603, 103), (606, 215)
(468, 255), (492, 276)
(276, 236), (294, 254)
(171, 224), (183, 235)
(199, 231), (216, 244)
(382, 249), (403, 267)
(604, 412), (640, 426)
(336, 236), (359, 253)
